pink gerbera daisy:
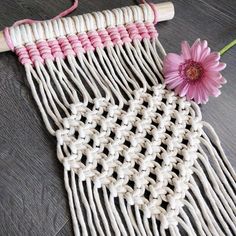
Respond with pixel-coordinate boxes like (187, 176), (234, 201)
(163, 39), (226, 104)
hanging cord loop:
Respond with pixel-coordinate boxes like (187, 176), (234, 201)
(4, 0), (79, 51)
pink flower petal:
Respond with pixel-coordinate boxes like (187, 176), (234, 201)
(201, 40), (208, 51)
(166, 77), (184, 89)
(204, 71), (222, 81)
(213, 62), (226, 71)
(202, 52), (220, 65)
(187, 84), (197, 99)
(192, 43), (202, 62)
(181, 41), (191, 60)
(199, 47), (211, 61)
(175, 82), (189, 97)
(163, 53), (183, 73)
(163, 38), (226, 104)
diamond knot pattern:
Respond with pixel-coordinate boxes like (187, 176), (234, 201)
(56, 85), (202, 219)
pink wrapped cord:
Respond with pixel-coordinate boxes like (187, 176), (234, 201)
(13, 22), (159, 65)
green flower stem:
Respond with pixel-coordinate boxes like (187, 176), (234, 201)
(219, 39), (236, 56)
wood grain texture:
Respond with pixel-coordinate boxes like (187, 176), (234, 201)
(0, 0), (235, 235)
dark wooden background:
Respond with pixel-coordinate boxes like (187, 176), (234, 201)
(0, 0), (235, 235)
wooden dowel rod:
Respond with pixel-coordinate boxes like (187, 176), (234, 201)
(0, 2), (174, 53)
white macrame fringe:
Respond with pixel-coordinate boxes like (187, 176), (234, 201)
(23, 35), (236, 236)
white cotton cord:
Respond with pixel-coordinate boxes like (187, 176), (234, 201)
(64, 169), (81, 236)
(133, 40), (159, 84)
(127, 204), (142, 236)
(188, 182), (225, 236)
(97, 47), (133, 100)
(177, 217), (196, 236)
(156, 38), (167, 57)
(190, 175), (233, 235)
(105, 47), (136, 97)
(82, 52), (115, 103)
(36, 62), (66, 121)
(55, 57), (80, 104)
(93, 187), (112, 236)
(135, 205), (148, 236)
(91, 48), (126, 103)
(178, 208), (198, 236)
(112, 45), (141, 90)
(70, 171), (88, 236)
(151, 38), (164, 65)
(143, 217), (153, 236)
(30, 65), (60, 127)
(77, 52), (114, 103)
(201, 133), (236, 186)
(107, 47), (140, 91)
(169, 225), (179, 236)
(185, 192), (220, 236)
(34, 63), (64, 123)
(60, 55), (91, 105)
(67, 55), (100, 103)
(182, 199), (212, 236)
(160, 225), (166, 236)
(191, 168), (236, 233)
(143, 38), (164, 79)
(124, 43), (152, 90)
(73, 53), (104, 99)
(41, 60), (71, 116)
(195, 156), (236, 217)
(151, 216), (160, 236)
(45, 60), (72, 111)
(128, 42), (157, 86)
(66, 56), (98, 103)
(25, 64), (56, 135)
(88, 50), (126, 107)
(200, 137), (236, 200)
(102, 186), (121, 236)
(115, 44), (148, 91)
(78, 180), (97, 235)
(197, 152), (236, 214)
(202, 121), (236, 181)
(133, 40), (163, 84)
(86, 179), (105, 236)
(118, 196), (136, 236)
(109, 196), (128, 236)
(30, 63), (63, 128)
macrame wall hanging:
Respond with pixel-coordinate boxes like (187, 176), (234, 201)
(0, 0), (235, 235)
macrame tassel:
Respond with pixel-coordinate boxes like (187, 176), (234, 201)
(7, 3), (235, 236)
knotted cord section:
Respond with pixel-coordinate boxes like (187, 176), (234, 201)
(13, 22), (158, 65)
(56, 84), (203, 228)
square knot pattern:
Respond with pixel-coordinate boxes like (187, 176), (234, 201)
(56, 84), (203, 222)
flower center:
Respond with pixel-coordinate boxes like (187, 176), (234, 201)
(184, 61), (204, 81)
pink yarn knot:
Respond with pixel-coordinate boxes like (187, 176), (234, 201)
(78, 33), (94, 52)
(58, 37), (76, 57)
(48, 39), (65, 59)
(37, 40), (54, 60)
(117, 26), (132, 44)
(87, 31), (103, 49)
(15, 46), (32, 65)
(107, 27), (123, 45)
(136, 23), (150, 39)
(67, 35), (85, 54)
(26, 44), (44, 64)
(98, 29), (113, 47)
(145, 22), (158, 39)
(126, 23), (142, 41)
